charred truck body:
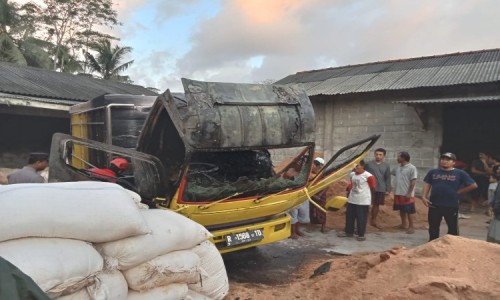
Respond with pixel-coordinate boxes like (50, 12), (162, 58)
(49, 78), (379, 253)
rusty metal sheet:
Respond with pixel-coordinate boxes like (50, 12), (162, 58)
(174, 78), (315, 149)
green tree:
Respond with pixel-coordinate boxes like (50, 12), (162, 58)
(0, 1), (52, 68)
(0, 0), (26, 65)
(84, 39), (133, 81)
(41, 0), (119, 71)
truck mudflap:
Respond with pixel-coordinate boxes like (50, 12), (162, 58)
(209, 213), (291, 254)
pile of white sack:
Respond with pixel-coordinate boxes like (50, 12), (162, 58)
(0, 182), (229, 300)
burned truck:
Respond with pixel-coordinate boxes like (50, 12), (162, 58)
(49, 78), (379, 253)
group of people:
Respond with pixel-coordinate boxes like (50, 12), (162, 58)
(336, 149), (423, 241)
(292, 148), (480, 243)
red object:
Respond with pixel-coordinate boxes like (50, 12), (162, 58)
(454, 160), (468, 170)
(89, 168), (117, 182)
(110, 158), (129, 170)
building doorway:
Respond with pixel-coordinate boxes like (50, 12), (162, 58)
(441, 102), (500, 168)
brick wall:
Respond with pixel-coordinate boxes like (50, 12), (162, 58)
(313, 97), (443, 195)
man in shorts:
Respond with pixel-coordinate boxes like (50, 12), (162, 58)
(290, 200), (310, 239)
(365, 148), (391, 229)
(285, 159), (310, 239)
(392, 151), (417, 234)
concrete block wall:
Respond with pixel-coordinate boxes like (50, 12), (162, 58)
(313, 98), (443, 195)
(0, 150), (29, 169)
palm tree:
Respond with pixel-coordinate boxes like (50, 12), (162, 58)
(0, 0), (53, 69)
(85, 39), (133, 81)
(0, 0), (27, 65)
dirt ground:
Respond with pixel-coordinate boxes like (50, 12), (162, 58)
(226, 235), (500, 299)
(225, 181), (500, 300)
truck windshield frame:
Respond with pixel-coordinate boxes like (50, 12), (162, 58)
(179, 145), (314, 203)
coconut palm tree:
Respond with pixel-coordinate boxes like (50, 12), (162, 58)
(0, 0), (27, 65)
(0, 0), (53, 69)
(84, 39), (133, 81)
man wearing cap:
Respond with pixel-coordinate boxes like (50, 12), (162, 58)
(8, 153), (49, 184)
(89, 158), (129, 182)
(422, 152), (477, 241)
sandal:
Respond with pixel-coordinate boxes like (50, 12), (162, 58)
(356, 236), (366, 241)
(406, 228), (415, 234)
(337, 231), (353, 237)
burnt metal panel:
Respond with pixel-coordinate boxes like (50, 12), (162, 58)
(174, 78), (315, 149)
(138, 78), (315, 151)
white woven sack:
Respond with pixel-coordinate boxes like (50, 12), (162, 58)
(0, 238), (103, 296)
(185, 289), (213, 300)
(55, 271), (128, 300)
(0, 182), (150, 243)
(127, 283), (188, 300)
(126, 189), (149, 210)
(55, 288), (91, 300)
(123, 249), (202, 291)
(96, 209), (212, 270)
(188, 241), (229, 300)
(87, 271), (128, 300)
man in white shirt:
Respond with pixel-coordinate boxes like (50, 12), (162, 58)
(337, 160), (376, 241)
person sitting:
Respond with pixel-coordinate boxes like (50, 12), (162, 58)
(89, 158), (129, 182)
(8, 152), (49, 184)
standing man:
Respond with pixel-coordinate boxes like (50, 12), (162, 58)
(469, 152), (492, 212)
(365, 148), (391, 229)
(337, 160), (375, 241)
(285, 159), (310, 239)
(8, 152), (49, 184)
(392, 151), (418, 234)
(309, 157), (327, 233)
(422, 152), (477, 241)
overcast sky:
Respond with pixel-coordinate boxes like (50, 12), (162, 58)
(16, 0), (500, 92)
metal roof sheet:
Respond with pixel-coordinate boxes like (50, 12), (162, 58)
(395, 95), (500, 104)
(276, 49), (500, 96)
(0, 62), (158, 105)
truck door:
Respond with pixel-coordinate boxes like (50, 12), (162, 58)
(306, 134), (381, 196)
(49, 133), (169, 201)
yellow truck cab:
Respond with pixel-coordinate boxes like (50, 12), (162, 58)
(49, 78), (379, 253)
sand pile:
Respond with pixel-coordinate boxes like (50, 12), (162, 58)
(227, 235), (500, 299)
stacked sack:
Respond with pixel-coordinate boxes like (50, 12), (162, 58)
(0, 182), (229, 299)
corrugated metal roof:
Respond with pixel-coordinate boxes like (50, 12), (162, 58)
(395, 95), (500, 104)
(275, 49), (500, 96)
(0, 62), (158, 105)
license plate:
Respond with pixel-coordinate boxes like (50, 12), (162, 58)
(225, 229), (264, 247)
